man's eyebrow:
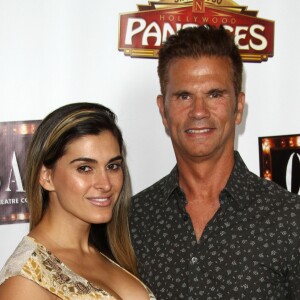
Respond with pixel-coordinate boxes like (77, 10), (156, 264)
(206, 88), (227, 94)
(172, 90), (192, 96)
(70, 155), (123, 164)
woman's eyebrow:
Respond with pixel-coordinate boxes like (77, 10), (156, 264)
(108, 155), (123, 163)
(69, 155), (123, 165)
(70, 157), (97, 164)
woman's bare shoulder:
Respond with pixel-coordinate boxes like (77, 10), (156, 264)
(0, 276), (57, 300)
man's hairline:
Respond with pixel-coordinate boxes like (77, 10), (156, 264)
(159, 54), (241, 102)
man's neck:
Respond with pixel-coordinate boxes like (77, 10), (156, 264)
(176, 150), (235, 241)
(177, 151), (235, 201)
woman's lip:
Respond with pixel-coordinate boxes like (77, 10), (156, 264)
(87, 196), (113, 207)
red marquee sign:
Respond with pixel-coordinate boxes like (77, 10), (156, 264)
(118, 0), (274, 62)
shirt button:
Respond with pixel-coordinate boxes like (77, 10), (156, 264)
(191, 257), (198, 264)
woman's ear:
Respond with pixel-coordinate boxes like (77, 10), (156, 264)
(39, 165), (55, 191)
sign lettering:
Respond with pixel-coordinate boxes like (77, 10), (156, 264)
(119, 0), (275, 61)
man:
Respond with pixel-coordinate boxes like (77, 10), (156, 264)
(129, 25), (300, 299)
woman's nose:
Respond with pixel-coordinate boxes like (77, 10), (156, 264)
(94, 171), (112, 191)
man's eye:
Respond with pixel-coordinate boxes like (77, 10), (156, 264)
(77, 165), (92, 173)
(178, 93), (191, 100)
(209, 90), (223, 98)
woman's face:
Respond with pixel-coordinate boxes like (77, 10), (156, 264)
(40, 130), (123, 226)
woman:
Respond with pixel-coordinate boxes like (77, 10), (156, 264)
(0, 102), (156, 299)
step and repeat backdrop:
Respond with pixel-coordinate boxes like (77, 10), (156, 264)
(0, 0), (299, 268)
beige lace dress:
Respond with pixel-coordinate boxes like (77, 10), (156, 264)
(0, 236), (156, 299)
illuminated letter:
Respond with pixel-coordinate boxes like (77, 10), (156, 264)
(223, 25), (234, 33)
(286, 152), (300, 194)
(5, 152), (25, 192)
(162, 23), (177, 43)
(142, 22), (161, 46)
(249, 24), (267, 51)
(193, 0), (205, 13)
(125, 18), (147, 45)
(235, 26), (249, 50)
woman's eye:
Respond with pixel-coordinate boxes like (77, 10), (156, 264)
(107, 163), (121, 171)
(77, 165), (92, 173)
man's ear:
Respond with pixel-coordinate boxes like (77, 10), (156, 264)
(39, 165), (55, 191)
(157, 95), (169, 130)
(235, 92), (245, 125)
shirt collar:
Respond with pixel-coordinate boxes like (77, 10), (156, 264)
(223, 151), (252, 208)
(161, 166), (180, 203)
(163, 151), (252, 209)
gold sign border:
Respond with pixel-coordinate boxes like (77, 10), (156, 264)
(123, 48), (269, 62)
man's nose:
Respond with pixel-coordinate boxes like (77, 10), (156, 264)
(188, 97), (210, 119)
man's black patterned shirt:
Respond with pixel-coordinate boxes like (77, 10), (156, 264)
(129, 152), (300, 299)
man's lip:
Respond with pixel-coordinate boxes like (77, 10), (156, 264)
(185, 128), (213, 134)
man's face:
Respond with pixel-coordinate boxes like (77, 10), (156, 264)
(157, 56), (244, 163)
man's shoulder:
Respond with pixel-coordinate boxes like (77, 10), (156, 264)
(247, 170), (300, 208)
(132, 172), (172, 201)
